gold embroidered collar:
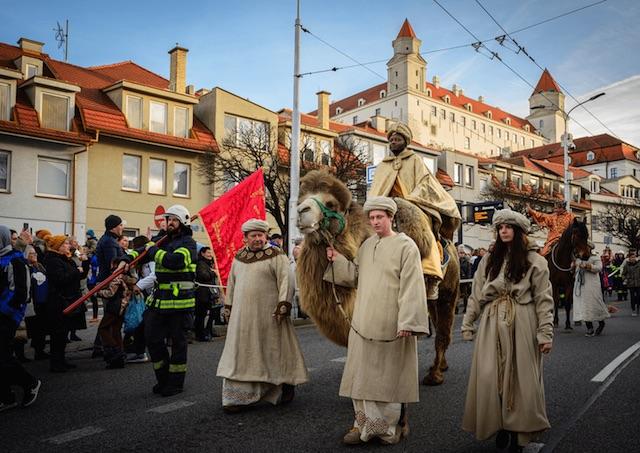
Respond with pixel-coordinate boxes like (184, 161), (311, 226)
(235, 246), (282, 264)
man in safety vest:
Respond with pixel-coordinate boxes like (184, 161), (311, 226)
(127, 205), (197, 397)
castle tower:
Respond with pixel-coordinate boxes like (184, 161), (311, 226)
(526, 69), (566, 143)
(386, 19), (426, 96)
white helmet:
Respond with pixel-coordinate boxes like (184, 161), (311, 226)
(164, 204), (190, 225)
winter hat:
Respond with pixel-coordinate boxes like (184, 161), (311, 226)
(45, 234), (68, 252)
(35, 229), (52, 240)
(105, 215), (123, 231)
(492, 209), (531, 233)
(86, 229), (96, 239)
(363, 196), (398, 216)
(241, 219), (269, 234)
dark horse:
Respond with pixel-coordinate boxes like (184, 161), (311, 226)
(546, 218), (590, 328)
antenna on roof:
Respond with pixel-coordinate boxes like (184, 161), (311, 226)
(53, 19), (69, 61)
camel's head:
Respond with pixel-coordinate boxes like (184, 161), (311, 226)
(297, 170), (352, 239)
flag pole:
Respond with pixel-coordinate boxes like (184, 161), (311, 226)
(288, 0), (302, 259)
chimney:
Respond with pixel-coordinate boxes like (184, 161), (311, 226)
(168, 45), (188, 93)
(316, 90), (331, 130)
(186, 84), (195, 95)
(195, 88), (210, 97)
(371, 115), (386, 133)
(452, 84), (463, 97)
(17, 37), (44, 54)
(478, 95), (485, 103)
(432, 75), (440, 88)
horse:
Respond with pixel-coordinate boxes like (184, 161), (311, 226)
(546, 217), (589, 329)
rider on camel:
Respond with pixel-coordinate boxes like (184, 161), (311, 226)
(526, 200), (576, 257)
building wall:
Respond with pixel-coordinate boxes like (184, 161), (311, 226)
(0, 134), (81, 234)
(85, 137), (211, 243)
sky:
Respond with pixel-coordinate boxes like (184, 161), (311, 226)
(2, 0), (639, 144)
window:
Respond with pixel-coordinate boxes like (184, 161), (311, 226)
(173, 162), (190, 197)
(481, 123), (486, 133)
(486, 111), (492, 119)
(122, 154), (141, 191)
(422, 157), (436, 175)
(375, 108), (381, 116)
(542, 179), (551, 194)
(372, 143), (386, 165)
(450, 112), (455, 123)
(320, 139), (331, 165)
(539, 119), (544, 129)
(465, 165), (473, 187)
(148, 158), (166, 194)
(336, 107), (343, 114)
(0, 151), (10, 192)
(505, 131), (509, 141)
(497, 129), (502, 139)
(174, 107), (188, 138)
(521, 136), (525, 146)
(530, 139), (535, 148)
(0, 82), (10, 121)
(440, 109), (446, 120)
(431, 106), (437, 116)
(357, 98), (365, 107)
(224, 114), (269, 150)
(41, 93), (69, 131)
(426, 89), (432, 97)
(444, 95), (450, 104)
(352, 116), (358, 125)
(379, 90), (386, 98)
(511, 172), (522, 188)
(572, 186), (580, 202)
(479, 177), (488, 191)
(149, 101), (167, 133)
(461, 116), (466, 127)
(453, 163), (463, 185)
(464, 137), (470, 150)
(223, 170), (239, 192)
(513, 134), (517, 143)
(304, 136), (316, 162)
(489, 126), (493, 135)
(586, 151), (595, 161)
(37, 156), (70, 197)
(126, 96), (142, 129)
(590, 179), (599, 193)
(529, 176), (539, 190)
(495, 169), (507, 183)
(610, 167), (618, 179)
(26, 64), (39, 78)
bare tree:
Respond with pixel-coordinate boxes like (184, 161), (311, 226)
(481, 176), (563, 214)
(598, 202), (640, 249)
(197, 124), (369, 246)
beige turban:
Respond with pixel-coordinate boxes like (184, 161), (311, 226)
(492, 209), (531, 233)
(386, 121), (413, 145)
(364, 196), (398, 216)
(241, 219), (269, 234)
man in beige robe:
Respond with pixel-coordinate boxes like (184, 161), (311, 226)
(326, 197), (429, 445)
(369, 121), (461, 300)
(216, 219), (308, 413)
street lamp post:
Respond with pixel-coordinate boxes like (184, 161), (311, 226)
(531, 92), (605, 213)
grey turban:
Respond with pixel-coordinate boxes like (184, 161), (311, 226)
(241, 218), (270, 233)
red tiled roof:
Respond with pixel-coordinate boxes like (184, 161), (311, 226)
(436, 168), (454, 188)
(502, 155), (543, 172)
(529, 158), (592, 180)
(532, 69), (561, 95)
(0, 42), (217, 152)
(312, 81), (536, 131)
(512, 134), (639, 166)
(397, 19), (417, 39)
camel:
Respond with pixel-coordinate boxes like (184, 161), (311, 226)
(296, 170), (460, 385)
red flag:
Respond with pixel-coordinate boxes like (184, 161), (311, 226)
(199, 169), (266, 286)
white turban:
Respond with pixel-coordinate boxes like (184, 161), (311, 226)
(241, 219), (269, 234)
(364, 196), (398, 216)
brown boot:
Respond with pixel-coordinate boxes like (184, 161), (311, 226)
(342, 427), (362, 445)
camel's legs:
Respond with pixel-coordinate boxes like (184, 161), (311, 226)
(422, 295), (455, 386)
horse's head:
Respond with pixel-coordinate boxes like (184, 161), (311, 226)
(297, 170), (352, 243)
(570, 217), (590, 256)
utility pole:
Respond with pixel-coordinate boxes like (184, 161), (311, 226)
(287, 0), (302, 257)
(562, 92), (606, 213)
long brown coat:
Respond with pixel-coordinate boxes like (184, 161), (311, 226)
(461, 247), (554, 440)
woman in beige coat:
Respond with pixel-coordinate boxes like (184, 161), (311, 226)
(461, 209), (554, 452)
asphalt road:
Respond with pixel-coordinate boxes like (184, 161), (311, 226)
(3, 297), (640, 453)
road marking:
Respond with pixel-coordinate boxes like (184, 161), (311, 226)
(45, 426), (105, 444)
(148, 400), (196, 414)
(331, 356), (347, 363)
(591, 340), (640, 382)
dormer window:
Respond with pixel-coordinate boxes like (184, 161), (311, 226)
(464, 103), (472, 111)
(126, 95), (143, 129)
(336, 107), (343, 115)
(0, 82), (10, 121)
(25, 64), (39, 79)
(426, 89), (432, 97)
(586, 151), (595, 161)
(590, 179), (599, 193)
(357, 98), (366, 107)
(174, 107), (188, 138)
(379, 90), (386, 99)
(149, 101), (167, 134)
(524, 124), (530, 132)
(504, 117), (511, 125)
(443, 95), (450, 104)
(41, 93), (70, 131)
(485, 110), (492, 119)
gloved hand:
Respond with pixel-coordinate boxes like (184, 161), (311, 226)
(273, 301), (292, 325)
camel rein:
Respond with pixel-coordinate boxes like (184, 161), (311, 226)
(551, 243), (573, 272)
(320, 229), (399, 343)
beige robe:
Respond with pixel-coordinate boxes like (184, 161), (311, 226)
(217, 246), (309, 390)
(573, 254), (610, 322)
(335, 233), (429, 403)
(461, 248), (554, 444)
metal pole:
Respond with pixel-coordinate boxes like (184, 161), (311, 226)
(65, 19), (69, 61)
(288, 0), (301, 258)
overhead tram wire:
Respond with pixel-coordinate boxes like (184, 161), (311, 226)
(432, 0), (597, 137)
(474, 0), (619, 139)
(296, 2), (608, 79)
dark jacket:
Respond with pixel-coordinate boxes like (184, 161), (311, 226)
(43, 251), (89, 330)
(95, 231), (124, 283)
(195, 257), (218, 308)
(622, 259), (640, 288)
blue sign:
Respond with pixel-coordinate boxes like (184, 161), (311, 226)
(366, 165), (377, 185)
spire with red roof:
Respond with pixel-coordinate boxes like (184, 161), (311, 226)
(397, 19), (417, 39)
(532, 69), (562, 95)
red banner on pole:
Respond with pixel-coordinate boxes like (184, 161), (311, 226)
(198, 169), (266, 286)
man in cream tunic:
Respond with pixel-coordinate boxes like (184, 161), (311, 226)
(216, 219), (308, 412)
(369, 121), (461, 301)
(326, 197), (429, 445)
